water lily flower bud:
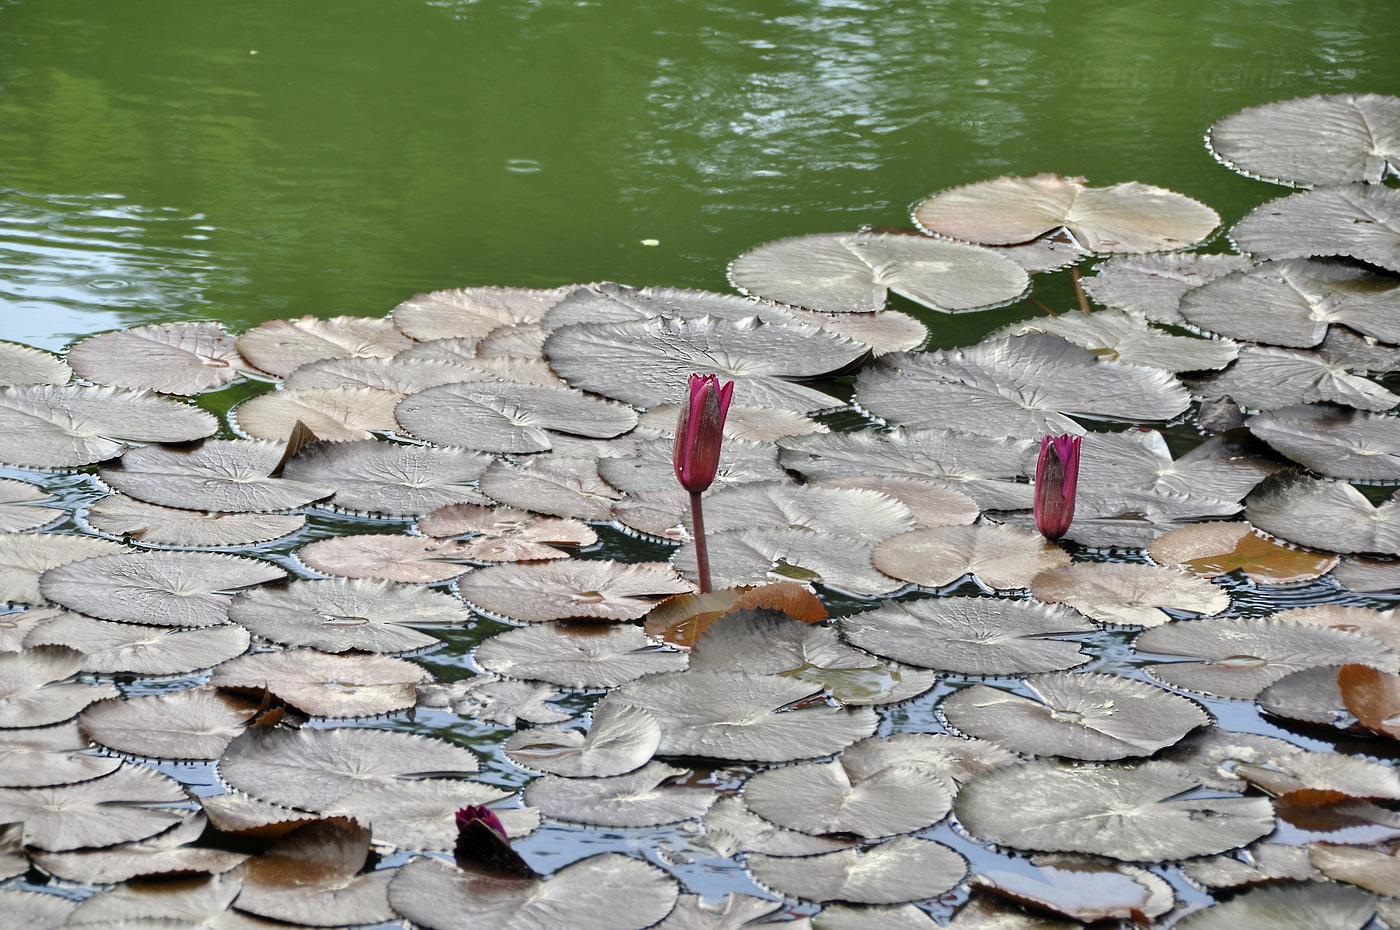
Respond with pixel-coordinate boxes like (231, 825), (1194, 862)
(672, 373), (735, 493)
(1035, 434), (1080, 541)
(453, 805), (534, 878)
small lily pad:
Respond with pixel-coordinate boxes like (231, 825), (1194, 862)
(873, 524), (1071, 591)
(742, 753), (952, 838)
(236, 315), (412, 377)
(1031, 561), (1229, 628)
(296, 534), (478, 583)
(504, 701), (661, 778)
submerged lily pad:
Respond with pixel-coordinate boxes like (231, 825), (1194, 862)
(955, 759), (1274, 861)
(98, 439), (334, 512)
(728, 231), (1029, 313)
(66, 321), (252, 395)
(913, 174), (1220, 253)
(1207, 93), (1400, 187)
(1231, 184), (1400, 273)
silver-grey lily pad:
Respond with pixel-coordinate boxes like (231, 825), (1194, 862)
(396, 381), (639, 453)
(742, 754), (952, 838)
(475, 622), (687, 689)
(65, 321), (252, 395)
(1082, 252), (1253, 324)
(30, 815), (248, 886)
(1030, 561), (1230, 628)
(295, 534), (479, 583)
(480, 455), (623, 520)
(840, 598), (1095, 677)
(504, 701), (661, 778)
(541, 281), (802, 329)
(0, 341), (71, 387)
(0, 721), (122, 787)
(698, 482), (916, 542)
(83, 494), (306, 548)
(675, 527), (904, 598)
(856, 334), (1191, 438)
(1207, 93), (1400, 187)
(283, 439), (493, 515)
(599, 437), (786, 495)
(391, 285), (571, 341)
(941, 672), (1210, 760)
(1245, 471), (1400, 556)
(0, 478), (61, 534)
(994, 309), (1238, 372)
(523, 761), (716, 827)
(0, 532), (133, 605)
(873, 524), (1071, 591)
(697, 795), (857, 859)
(25, 612), (251, 675)
(231, 386), (402, 441)
(210, 648), (432, 718)
(98, 439), (334, 512)
(0, 762), (192, 851)
(458, 560), (692, 623)
(1171, 882), (1380, 930)
(728, 231), (1029, 313)
(1248, 403), (1400, 481)
(0, 646), (118, 728)
(954, 759), (1275, 860)
(1189, 345), (1398, 413)
(80, 686), (256, 760)
(747, 835), (967, 905)
(39, 551), (285, 627)
(235, 314), (412, 378)
(1230, 184), (1400, 273)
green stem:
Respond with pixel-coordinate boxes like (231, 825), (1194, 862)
(690, 490), (712, 593)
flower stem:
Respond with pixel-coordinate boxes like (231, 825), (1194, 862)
(690, 490), (712, 593)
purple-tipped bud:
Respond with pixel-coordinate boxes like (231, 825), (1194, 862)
(673, 374), (735, 493)
(1035, 434), (1080, 541)
(453, 805), (534, 878)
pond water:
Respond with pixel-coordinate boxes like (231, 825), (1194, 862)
(3, 1), (1400, 928)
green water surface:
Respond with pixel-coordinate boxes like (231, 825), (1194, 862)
(1, 0), (1396, 350)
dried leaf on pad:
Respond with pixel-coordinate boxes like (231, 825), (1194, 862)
(1338, 663), (1400, 741)
(645, 581), (827, 649)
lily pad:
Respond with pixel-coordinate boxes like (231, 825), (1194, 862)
(0, 478), (61, 534)
(475, 622), (687, 689)
(654, 894), (797, 930)
(1030, 561), (1230, 628)
(1248, 403), (1400, 481)
(0, 384), (217, 468)
(236, 315), (412, 378)
(0, 762), (191, 850)
(0, 532), (133, 605)
(954, 759), (1275, 860)
(388, 851), (678, 930)
(913, 174), (1220, 253)
(233, 819), (398, 927)
(66, 321), (252, 395)
(1148, 520), (1339, 584)
(1207, 93), (1400, 187)
(675, 527), (905, 598)
(26, 613), (251, 675)
(1230, 184), (1400, 273)
(994, 309), (1238, 372)
(698, 482), (916, 542)
(325, 781), (527, 852)
(1246, 471), (1400, 556)
(296, 534), (478, 583)
(840, 597), (1096, 677)
(1170, 881), (1380, 930)
(747, 835), (967, 905)
(873, 524), (1071, 591)
(458, 560), (692, 623)
(391, 285), (572, 341)
(1188, 345), (1398, 413)
(479, 455), (624, 520)
(523, 761), (717, 827)
(541, 281), (805, 329)
(0, 721), (122, 787)
(98, 439), (334, 513)
(599, 436), (786, 495)
(742, 753), (952, 838)
(504, 701), (661, 778)
(80, 687), (258, 760)
(232, 386), (403, 441)
(40, 550), (285, 628)
(84, 494), (306, 548)
(283, 439), (493, 516)
(0, 341), (71, 387)
(728, 231), (1029, 313)
(1082, 252), (1253, 324)
(419, 502), (597, 560)
(697, 795), (856, 859)
(422, 673), (570, 726)
(33, 817), (249, 885)
(1311, 842), (1400, 896)
(210, 649), (432, 718)
(971, 853), (1175, 923)
(0, 645), (119, 727)
(228, 577), (473, 653)
(396, 381), (639, 453)
(856, 334), (1191, 438)
(941, 672), (1210, 760)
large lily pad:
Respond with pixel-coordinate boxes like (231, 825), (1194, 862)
(746, 835), (967, 905)
(0, 763), (192, 851)
(1230, 184), (1400, 273)
(1247, 404), (1400, 481)
(458, 560), (692, 623)
(80, 686), (257, 760)
(475, 622), (687, 689)
(742, 754), (952, 838)
(0, 384), (217, 468)
(1082, 252), (1253, 324)
(66, 321), (252, 395)
(728, 231), (1029, 313)
(232, 386), (402, 441)
(954, 759), (1275, 860)
(994, 309), (1238, 372)
(0, 532), (133, 605)
(0, 478), (61, 534)
(396, 382), (639, 453)
(1188, 345), (1398, 413)
(83, 494), (306, 548)
(1207, 93), (1400, 187)
(913, 174), (1220, 253)
(283, 439), (493, 516)
(1171, 882), (1381, 930)
(26, 612), (251, 675)
(210, 649), (432, 718)
(1148, 520), (1339, 584)
(1030, 561), (1230, 628)
(98, 439), (335, 512)
(1246, 470), (1400, 556)
(856, 334), (1191, 437)
(0, 341), (71, 387)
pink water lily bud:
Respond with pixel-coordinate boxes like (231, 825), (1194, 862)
(673, 373), (735, 493)
(454, 805), (534, 878)
(1035, 434), (1080, 541)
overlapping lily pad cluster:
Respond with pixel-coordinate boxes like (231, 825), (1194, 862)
(0, 92), (1399, 928)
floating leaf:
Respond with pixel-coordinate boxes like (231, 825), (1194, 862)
(391, 285), (571, 340)
(654, 893), (795, 930)
(697, 795), (856, 859)
(236, 315), (412, 378)
(81, 687), (257, 759)
(84, 494), (306, 548)
(0, 645), (118, 728)
(325, 781), (527, 852)
(873, 524), (1070, 591)
(0, 478), (61, 534)
(645, 582), (827, 650)
(640, 401), (828, 444)
(840, 597), (1095, 677)
(1236, 749), (1400, 803)
(600, 436), (786, 496)
(1248, 404), (1400, 481)
(913, 174), (1220, 253)
(1207, 93), (1400, 187)
(40, 551), (285, 627)
(971, 853), (1175, 923)
(728, 231), (1029, 313)
(1246, 471), (1400, 556)
(475, 622), (687, 689)
(388, 852), (678, 930)
(542, 281), (805, 329)
(0, 763), (191, 850)
(1135, 616), (1397, 700)
(396, 382), (638, 453)
(1149, 520), (1337, 584)
(779, 428), (1036, 511)
(458, 560), (692, 623)
(283, 439), (493, 516)
(1339, 663), (1400, 741)
(524, 761), (716, 827)
(0, 341), (71, 387)
(856, 334), (1191, 438)
(211, 649), (431, 718)
(0, 721), (122, 787)
(66, 321), (252, 395)
(840, 733), (1019, 787)
(1031, 561), (1229, 628)
(98, 439), (334, 512)
(1231, 184), (1400, 273)
(228, 577), (473, 653)
(747, 835), (967, 905)
(419, 502), (596, 561)
(504, 702), (661, 778)
(955, 759), (1274, 860)
(479, 455), (623, 520)
(0, 532), (132, 605)
(785, 306), (929, 356)
(676, 527), (904, 598)
(1183, 841), (1323, 890)
(698, 482), (915, 542)
(1257, 665), (1350, 727)
(1083, 252), (1253, 324)
(544, 315), (863, 413)
(219, 726), (479, 813)
(742, 753), (952, 838)
(606, 670), (878, 762)
(1311, 842), (1400, 897)
(232, 386), (402, 441)
(941, 672), (1210, 760)
(943, 895), (1079, 930)
(296, 534), (478, 583)
(813, 477), (980, 529)
(32, 817), (248, 884)
(1334, 557), (1400, 592)
(234, 819), (397, 927)
(0, 888), (74, 928)
(995, 309), (1238, 372)
(284, 354), (528, 392)
(1189, 345), (1398, 412)
(26, 613), (251, 675)
(423, 673), (570, 726)
(1170, 881), (1380, 930)
(0, 384), (217, 468)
